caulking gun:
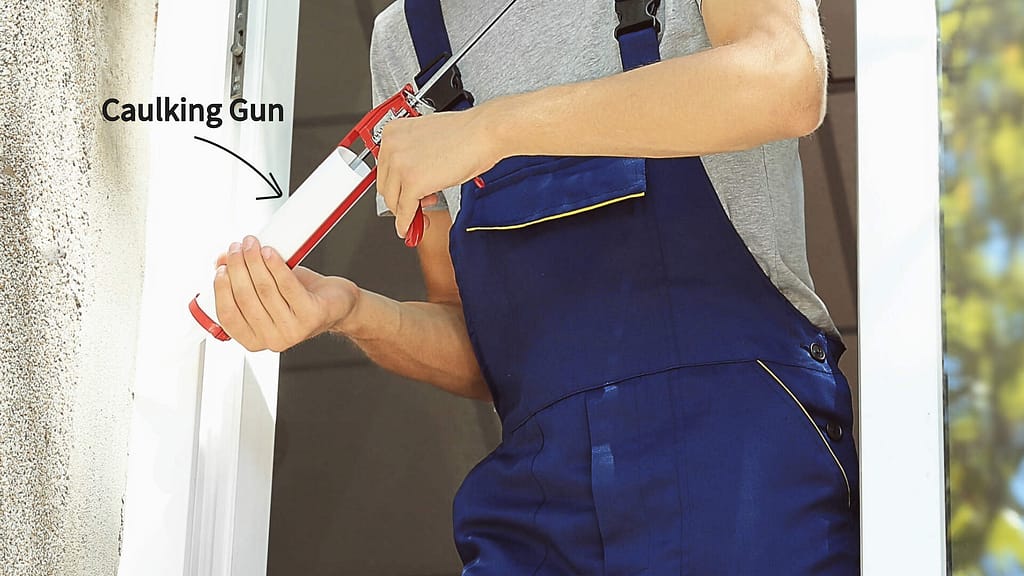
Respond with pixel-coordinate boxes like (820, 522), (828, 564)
(189, 0), (521, 341)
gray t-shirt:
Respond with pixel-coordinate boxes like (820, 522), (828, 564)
(369, 0), (839, 339)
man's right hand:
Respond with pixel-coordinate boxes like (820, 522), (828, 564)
(213, 235), (359, 352)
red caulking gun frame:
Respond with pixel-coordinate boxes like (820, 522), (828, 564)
(189, 0), (522, 341)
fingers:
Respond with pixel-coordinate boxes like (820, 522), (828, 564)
(377, 124), (398, 221)
(390, 184), (438, 240)
(420, 209), (431, 234)
(377, 145), (394, 215)
(242, 238), (292, 324)
(213, 261), (258, 346)
(394, 182), (413, 239)
(378, 154), (409, 237)
(378, 120), (429, 239)
(225, 238), (277, 348)
(420, 193), (439, 208)
(262, 246), (317, 320)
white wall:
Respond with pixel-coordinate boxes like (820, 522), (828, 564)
(0, 2), (156, 575)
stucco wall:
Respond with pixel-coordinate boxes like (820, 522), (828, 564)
(0, 2), (155, 575)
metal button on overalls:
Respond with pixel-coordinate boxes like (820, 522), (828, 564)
(827, 422), (845, 442)
(403, 1), (861, 574)
(810, 341), (828, 362)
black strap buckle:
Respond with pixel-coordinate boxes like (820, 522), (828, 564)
(414, 52), (475, 112)
(614, 0), (661, 39)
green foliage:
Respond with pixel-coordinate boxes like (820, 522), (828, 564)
(941, 0), (1024, 573)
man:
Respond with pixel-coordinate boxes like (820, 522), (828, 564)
(213, 0), (859, 573)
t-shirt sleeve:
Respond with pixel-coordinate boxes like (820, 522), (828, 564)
(369, 7), (456, 219)
(369, 13), (399, 109)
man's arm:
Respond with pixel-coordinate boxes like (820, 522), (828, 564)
(378, 0), (827, 237)
(330, 210), (489, 399)
(213, 0), (824, 397)
(212, 210), (489, 400)
(495, 0), (827, 155)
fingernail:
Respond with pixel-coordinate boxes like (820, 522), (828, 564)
(216, 265), (227, 276)
(243, 236), (256, 250)
(261, 246), (273, 260)
(229, 242), (242, 254)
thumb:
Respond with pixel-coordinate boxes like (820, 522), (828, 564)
(292, 266), (323, 288)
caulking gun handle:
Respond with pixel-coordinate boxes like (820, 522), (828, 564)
(402, 175), (484, 246)
(404, 206), (425, 247)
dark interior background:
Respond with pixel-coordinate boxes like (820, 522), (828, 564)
(268, 2), (858, 574)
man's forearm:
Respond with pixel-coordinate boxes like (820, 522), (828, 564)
(332, 287), (490, 400)
(483, 12), (826, 159)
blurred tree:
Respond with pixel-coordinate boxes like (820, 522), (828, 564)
(940, 0), (1024, 573)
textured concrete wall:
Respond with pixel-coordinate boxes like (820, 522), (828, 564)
(0, 1), (155, 575)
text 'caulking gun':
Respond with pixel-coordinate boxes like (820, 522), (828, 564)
(189, 0), (521, 341)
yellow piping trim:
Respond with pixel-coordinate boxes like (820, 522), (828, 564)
(465, 191), (646, 232)
(756, 359), (852, 508)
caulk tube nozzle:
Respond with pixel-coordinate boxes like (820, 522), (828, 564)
(188, 146), (372, 341)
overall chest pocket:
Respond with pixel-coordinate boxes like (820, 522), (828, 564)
(462, 155), (648, 232)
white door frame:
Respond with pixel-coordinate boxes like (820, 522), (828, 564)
(119, 0), (299, 574)
(857, 0), (947, 572)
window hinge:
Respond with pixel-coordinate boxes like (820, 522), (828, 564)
(230, 0), (248, 100)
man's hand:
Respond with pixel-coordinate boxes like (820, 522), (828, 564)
(376, 106), (502, 239)
(213, 235), (359, 352)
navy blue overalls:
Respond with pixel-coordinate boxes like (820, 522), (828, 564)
(405, 2), (861, 573)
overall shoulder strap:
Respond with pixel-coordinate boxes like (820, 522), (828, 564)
(404, 0), (453, 84)
(404, 0), (473, 110)
(405, 0), (657, 106)
(613, 0), (662, 70)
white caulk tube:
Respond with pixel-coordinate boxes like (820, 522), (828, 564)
(189, 146), (371, 341)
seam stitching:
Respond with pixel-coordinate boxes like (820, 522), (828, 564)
(528, 421), (549, 575)
(503, 357), (826, 435)
(466, 191), (646, 232)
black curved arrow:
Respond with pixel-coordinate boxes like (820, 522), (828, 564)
(194, 135), (284, 200)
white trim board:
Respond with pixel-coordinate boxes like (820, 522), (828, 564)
(119, 0), (299, 574)
(857, 0), (947, 572)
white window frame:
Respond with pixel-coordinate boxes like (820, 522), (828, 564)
(857, 0), (947, 572)
(118, 1), (299, 575)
